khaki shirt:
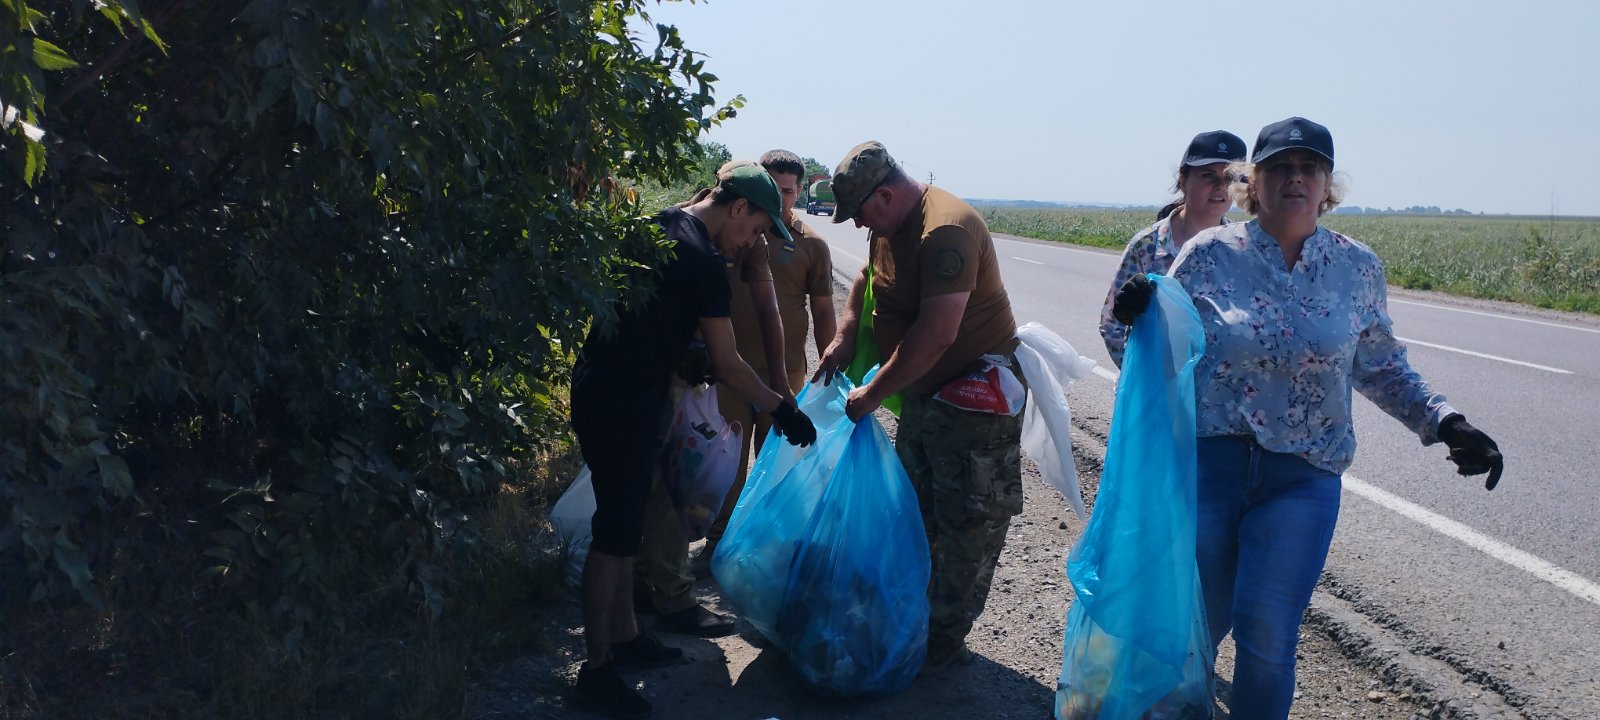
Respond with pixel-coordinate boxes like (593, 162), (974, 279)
(870, 186), (1017, 394)
(767, 216), (833, 372)
(727, 215), (834, 372)
(725, 234), (776, 369)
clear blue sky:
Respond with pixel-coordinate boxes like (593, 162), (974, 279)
(642, 0), (1600, 216)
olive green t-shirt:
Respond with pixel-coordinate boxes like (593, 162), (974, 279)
(870, 186), (1017, 394)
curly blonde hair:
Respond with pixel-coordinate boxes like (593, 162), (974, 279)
(1227, 159), (1348, 216)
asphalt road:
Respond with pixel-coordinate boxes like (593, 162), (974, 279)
(800, 209), (1600, 719)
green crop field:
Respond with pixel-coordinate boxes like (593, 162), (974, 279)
(976, 207), (1600, 314)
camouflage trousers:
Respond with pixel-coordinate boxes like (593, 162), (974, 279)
(636, 371), (806, 613)
(896, 390), (1025, 657)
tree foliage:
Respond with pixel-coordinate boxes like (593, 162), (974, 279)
(802, 155), (830, 180)
(0, 0), (737, 636)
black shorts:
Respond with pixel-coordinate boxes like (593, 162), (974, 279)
(570, 389), (668, 557)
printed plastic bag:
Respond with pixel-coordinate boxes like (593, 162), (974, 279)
(548, 465), (595, 586)
(712, 377), (855, 641)
(1015, 322), (1099, 519)
(661, 384), (743, 541)
(1055, 275), (1212, 720)
(775, 415), (930, 697)
(935, 354), (1027, 415)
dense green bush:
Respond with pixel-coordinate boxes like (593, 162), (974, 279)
(0, 0), (735, 642)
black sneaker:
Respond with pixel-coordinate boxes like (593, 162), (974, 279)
(574, 662), (651, 719)
(656, 602), (736, 638)
(611, 633), (684, 671)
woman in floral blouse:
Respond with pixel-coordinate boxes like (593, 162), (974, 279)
(1098, 130), (1246, 367)
(1111, 117), (1505, 719)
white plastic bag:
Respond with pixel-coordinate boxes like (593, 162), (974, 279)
(1014, 322), (1098, 520)
(549, 465), (594, 586)
(661, 384), (743, 541)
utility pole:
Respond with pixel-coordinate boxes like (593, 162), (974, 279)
(927, 172), (935, 186)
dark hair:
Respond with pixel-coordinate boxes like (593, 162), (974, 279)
(1155, 164), (1194, 219)
(1170, 165), (1192, 194)
(707, 184), (740, 206)
(759, 149), (806, 182)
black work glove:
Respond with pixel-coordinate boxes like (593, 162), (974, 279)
(770, 400), (817, 447)
(675, 339), (714, 386)
(1437, 413), (1504, 490)
(1111, 274), (1155, 326)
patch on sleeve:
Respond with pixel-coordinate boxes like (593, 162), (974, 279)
(932, 248), (965, 281)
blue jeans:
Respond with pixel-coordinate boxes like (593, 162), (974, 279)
(1195, 436), (1342, 720)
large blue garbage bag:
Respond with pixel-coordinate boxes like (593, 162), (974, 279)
(1055, 274), (1213, 720)
(711, 376), (855, 642)
(775, 415), (930, 697)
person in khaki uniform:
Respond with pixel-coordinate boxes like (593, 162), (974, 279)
(814, 141), (1022, 676)
(634, 162), (793, 637)
(694, 149), (837, 573)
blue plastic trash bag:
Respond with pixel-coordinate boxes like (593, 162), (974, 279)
(1055, 274), (1212, 720)
(775, 415), (930, 697)
(711, 376), (855, 642)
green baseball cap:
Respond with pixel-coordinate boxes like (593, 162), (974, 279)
(722, 164), (794, 244)
(830, 140), (896, 224)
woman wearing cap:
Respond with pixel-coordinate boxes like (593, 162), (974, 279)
(1111, 117), (1504, 719)
(1098, 130), (1245, 367)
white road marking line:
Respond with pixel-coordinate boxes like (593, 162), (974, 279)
(1087, 357), (1600, 608)
(1391, 298), (1600, 335)
(998, 238), (1111, 258)
(828, 243), (865, 269)
(1396, 336), (1573, 374)
(1341, 475), (1600, 608)
(1011, 256), (1045, 265)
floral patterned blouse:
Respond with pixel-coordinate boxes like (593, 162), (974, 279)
(1099, 215), (1230, 367)
(1167, 220), (1456, 475)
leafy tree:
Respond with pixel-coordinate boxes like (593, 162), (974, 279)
(803, 155), (830, 180)
(0, 0), (737, 639)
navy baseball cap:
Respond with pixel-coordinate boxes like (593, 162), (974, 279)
(1182, 130), (1247, 166)
(1251, 117), (1335, 168)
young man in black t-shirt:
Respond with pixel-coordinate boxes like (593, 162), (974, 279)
(569, 164), (817, 718)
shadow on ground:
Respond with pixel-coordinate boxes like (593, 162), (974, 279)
(465, 588), (1054, 720)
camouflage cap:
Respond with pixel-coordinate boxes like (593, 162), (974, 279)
(830, 140), (896, 224)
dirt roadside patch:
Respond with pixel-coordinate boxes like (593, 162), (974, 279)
(464, 419), (1433, 719)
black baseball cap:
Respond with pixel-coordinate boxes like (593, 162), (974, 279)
(1182, 130), (1247, 166)
(1251, 117), (1335, 168)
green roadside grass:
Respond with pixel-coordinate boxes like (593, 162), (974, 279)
(977, 207), (1600, 314)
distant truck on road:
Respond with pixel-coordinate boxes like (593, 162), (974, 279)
(806, 180), (835, 216)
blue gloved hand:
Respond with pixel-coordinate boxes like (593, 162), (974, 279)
(1438, 414), (1504, 490)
